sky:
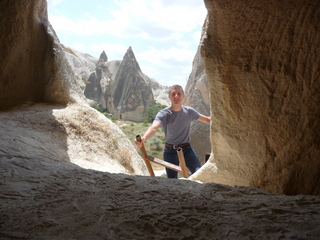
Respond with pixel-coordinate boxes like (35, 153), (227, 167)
(47, 0), (207, 89)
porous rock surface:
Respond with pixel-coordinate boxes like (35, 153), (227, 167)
(191, 0), (320, 196)
(2, 162), (320, 239)
(1, 0), (320, 239)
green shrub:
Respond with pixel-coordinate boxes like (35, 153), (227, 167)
(144, 102), (167, 122)
(143, 120), (149, 127)
(151, 151), (159, 157)
(91, 103), (106, 113)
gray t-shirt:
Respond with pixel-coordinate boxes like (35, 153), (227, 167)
(154, 106), (200, 145)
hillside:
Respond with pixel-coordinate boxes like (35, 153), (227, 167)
(114, 120), (166, 174)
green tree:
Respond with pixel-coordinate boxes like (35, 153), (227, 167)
(144, 102), (167, 122)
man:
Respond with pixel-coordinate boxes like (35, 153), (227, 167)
(136, 84), (211, 178)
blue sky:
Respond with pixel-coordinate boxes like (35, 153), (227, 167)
(47, 0), (207, 88)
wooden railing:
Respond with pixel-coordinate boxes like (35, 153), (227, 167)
(136, 135), (189, 178)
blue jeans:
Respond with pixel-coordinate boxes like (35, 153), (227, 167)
(163, 145), (201, 178)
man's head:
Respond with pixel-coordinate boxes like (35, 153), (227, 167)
(168, 85), (184, 95)
(168, 85), (185, 106)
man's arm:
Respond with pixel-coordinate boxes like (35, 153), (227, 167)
(198, 114), (211, 124)
(135, 121), (162, 148)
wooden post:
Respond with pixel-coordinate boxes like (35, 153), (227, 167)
(136, 135), (155, 176)
(176, 147), (189, 178)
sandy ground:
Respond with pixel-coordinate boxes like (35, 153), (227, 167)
(1, 104), (320, 239)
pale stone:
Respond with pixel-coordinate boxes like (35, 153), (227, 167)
(192, 0), (320, 195)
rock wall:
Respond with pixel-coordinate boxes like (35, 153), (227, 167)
(0, 0), (84, 111)
(184, 46), (211, 165)
(191, 0), (320, 195)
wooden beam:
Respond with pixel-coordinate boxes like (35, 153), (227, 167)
(136, 135), (155, 176)
(146, 155), (182, 173)
(176, 147), (189, 178)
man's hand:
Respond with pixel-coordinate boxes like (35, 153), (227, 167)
(135, 135), (145, 148)
(135, 122), (161, 148)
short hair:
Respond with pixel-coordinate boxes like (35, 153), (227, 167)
(168, 84), (184, 94)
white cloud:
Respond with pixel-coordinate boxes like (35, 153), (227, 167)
(140, 65), (160, 77)
(72, 42), (87, 52)
(180, 65), (193, 76)
(90, 43), (128, 59)
(137, 46), (196, 67)
(170, 77), (188, 89)
(48, 15), (110, 35)
(48, 0), (206, 41)
(109, 0), (206, 39)
(172, 75), (186, 81)
(47, 0), (62, 7)
(177, 41), (190, 49)
(192, 31), (202, 44)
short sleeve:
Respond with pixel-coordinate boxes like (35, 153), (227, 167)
(188, 107), (200, 121)
(154, 109), (166, 123)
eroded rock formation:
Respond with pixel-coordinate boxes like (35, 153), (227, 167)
(108, 47), (155, 121)
(191, 0), (320, 195)
(66, 47), (170, 113)
(84, 52), (112, 107)
(63, 45), (98, 88)
(107, 59), (170, 107)
(184, 46), (211, 165)
(1, 0), (320, 239)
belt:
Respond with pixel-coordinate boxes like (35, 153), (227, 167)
(165, 143), (190, 149)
